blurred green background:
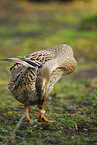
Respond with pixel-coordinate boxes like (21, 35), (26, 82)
(0, 0), (97, 144)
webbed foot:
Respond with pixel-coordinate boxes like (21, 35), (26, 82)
(37, 109), (56, 122)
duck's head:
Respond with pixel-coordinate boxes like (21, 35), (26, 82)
(35, 66), (50, 109)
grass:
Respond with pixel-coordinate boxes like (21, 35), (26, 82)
(0, 0), (97, 144)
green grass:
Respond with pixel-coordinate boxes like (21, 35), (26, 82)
(80, 13), (97, 30)
(0, 0), (97, 144)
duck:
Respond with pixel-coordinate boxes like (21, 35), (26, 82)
(0, 44), (77, 122)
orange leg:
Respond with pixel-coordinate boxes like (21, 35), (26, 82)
(37, 109), (56, 122)
(24, 105), (31, 121)
(37, 93), (56, 122)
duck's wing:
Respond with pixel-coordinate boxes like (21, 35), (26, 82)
(46, 67), (65, 96)
(9, 50), (55, 73)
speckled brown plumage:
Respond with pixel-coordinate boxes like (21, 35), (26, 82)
(0, 44), (77, 122)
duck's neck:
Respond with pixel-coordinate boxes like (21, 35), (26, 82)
(43, 58), (60, 74)
(43, 55), (67, 74)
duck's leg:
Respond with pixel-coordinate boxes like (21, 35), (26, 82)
(24, 105), (31, 121)
(37, 93), (56, 122)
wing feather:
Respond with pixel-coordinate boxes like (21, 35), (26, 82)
(10, 49), (56, 75)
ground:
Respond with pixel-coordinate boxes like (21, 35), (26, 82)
(0, 0), (97, 144)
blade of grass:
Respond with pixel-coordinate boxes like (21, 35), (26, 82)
(5, 113), (26, 145)
(12, 113), (26, 135)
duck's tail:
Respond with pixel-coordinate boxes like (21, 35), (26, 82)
(0, 57), (42, 69)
